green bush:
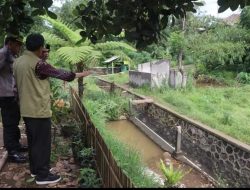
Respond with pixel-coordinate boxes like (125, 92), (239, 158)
(78, 147), (95, 168)
(194, 42), (246, 72)
(79, 168), (102, 188)
(84, 85), (129, 121)
(236, 72), (250, 84)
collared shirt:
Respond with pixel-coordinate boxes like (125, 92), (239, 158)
(35, 60), (75, 81)
(0, 46), (16, 97)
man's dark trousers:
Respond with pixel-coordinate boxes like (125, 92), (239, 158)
(23, 117), (51, 178)
(0, 97), (21, 152)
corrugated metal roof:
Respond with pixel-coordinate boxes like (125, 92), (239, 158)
(104, 56), (119, 63)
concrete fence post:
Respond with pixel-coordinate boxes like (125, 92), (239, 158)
(129, 99), (133, 116)
(110, 82), (115, 93)
(172, 125), (183, 160)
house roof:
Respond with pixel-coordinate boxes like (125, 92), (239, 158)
(104, 56), (119, 63)
(223, 14), (240, 25)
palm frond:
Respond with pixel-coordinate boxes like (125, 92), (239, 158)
(57, 46), (95, 65)
(42, 32), (68, 46)
(95, 41), (136, 52)
(41, 15), (82, 45)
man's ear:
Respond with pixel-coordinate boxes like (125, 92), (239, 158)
(38, 46), (44, 57)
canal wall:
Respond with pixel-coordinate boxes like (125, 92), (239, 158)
(97, 78), (250, 188)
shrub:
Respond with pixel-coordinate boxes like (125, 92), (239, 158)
(79, 168), (102, 188)
(78, 147), (96, 168)
(159, 159), (189, 188)
(236, 72), (250, 84)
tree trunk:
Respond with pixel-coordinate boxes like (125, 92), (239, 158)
(178, 16), (186, 70)
(178, 49), (183, 70)
(178, 16), (186, 87)
(77, 62), (84, 98)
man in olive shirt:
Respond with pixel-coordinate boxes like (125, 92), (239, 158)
(14, 33), (91, 185)
(0, 34), (27, 163)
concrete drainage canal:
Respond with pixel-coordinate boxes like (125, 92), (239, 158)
(106, 120), (214, 188)
(96, 78), (250, 188)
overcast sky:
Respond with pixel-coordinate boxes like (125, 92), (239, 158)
(53, 0), (241, 18)
(197, 0), (241, 18)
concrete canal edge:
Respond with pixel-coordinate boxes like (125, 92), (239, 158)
(129, 116), (217, 186)
(97, 77), (250, 187)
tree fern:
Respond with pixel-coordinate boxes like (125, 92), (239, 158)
(95, 41), (136, 52)
(41, 16), (135, 98)
(42, 32), (68, 46)
(41, 15), (82, 44)
(83, 50), (103, 67)
(57, 46), (97, 65)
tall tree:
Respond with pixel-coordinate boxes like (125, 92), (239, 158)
(240, 6), (250, 29)
(73, 0), (250, 48)
(42, 16), (136, 97)
(0, 0), (57, 36)
(0, 0), (249, 46)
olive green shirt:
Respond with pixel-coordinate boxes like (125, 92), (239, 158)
(13, 50), (52, 118)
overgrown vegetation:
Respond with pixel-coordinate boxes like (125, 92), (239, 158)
(78, 168), (102, 188)
(82, 78), (160, 187)
(84, 79), (129, 121)
(100, 72), (250, 145)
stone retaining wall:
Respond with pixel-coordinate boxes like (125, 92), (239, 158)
(97, 78), (250, 187)
(135, 103), (250, 187)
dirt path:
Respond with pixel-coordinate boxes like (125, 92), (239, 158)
(0, 155), (80, 188)
(0, 126), (80, 188)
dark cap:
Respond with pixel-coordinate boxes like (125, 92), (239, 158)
(5, 33), (24, 44)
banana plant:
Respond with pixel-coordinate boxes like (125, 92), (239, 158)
(41, 15), (136, 98)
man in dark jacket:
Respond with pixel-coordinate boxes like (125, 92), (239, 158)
(0, 34), (27, 163)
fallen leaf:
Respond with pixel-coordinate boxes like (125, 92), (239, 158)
(48, 183), (57, 187)
(26, 178), (35, 183)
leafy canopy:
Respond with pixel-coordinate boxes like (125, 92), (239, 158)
(1, 0), (249, 47)
(0, 0), (57, 36)
(73, 0), (250, 48)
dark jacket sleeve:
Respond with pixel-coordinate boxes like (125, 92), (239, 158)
(0, 52), (6, 70)
(35, 60), (76, 82)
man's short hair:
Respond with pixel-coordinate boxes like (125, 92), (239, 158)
(5, 33), (24, 45)
(45, 44), (50, 50)
(26, 33), (45, 51)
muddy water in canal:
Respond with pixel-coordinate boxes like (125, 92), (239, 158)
(106, 120), (214, 188)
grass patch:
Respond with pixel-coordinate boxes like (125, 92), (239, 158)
(135, 85), (250, 144)
(82, 78), (159, 187)
(99, 71), (129, 85)
(99, 72), (250, 145)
